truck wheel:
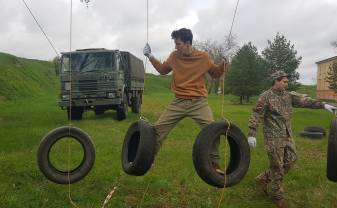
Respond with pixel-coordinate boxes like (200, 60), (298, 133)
(117, 94), (128, 120)
(94, 107), (105, 115)
(131, 95), (140, 113)
(122, 120), (156, 176)
(327, 118), (337, 182)
(37, 126), (96, 184)
(67, 107), (83, 120)
(193, 121), (250, 188)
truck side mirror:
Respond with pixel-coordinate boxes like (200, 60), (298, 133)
(53, 56), (61, 76)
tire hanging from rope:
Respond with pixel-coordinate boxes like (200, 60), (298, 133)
(327, 113), (337, 182)
(23, 0), (96, 185)
(192, 0), (250, 191)
(121, 0), (157, 177)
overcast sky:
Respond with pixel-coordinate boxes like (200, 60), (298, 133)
(1, 0), (336, 84)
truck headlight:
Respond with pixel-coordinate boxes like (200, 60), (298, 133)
(64, 82), (71, 91)
(107, 92), (115, 98)
(62, 94), (70, 100)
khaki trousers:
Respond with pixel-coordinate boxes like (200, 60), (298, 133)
(154, 97), (219, 162)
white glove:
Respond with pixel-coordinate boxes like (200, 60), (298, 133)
(247, 137), (256, 148)
(324, 104), (337, 113)
(143, 43), (153, 59)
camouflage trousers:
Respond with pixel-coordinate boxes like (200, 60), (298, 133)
(256, 137), (297, 200)
(153, 97), (219, 162)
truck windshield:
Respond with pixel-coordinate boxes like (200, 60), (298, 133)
(61, 52), (113, 73)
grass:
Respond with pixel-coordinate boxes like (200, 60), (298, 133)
(1, 52), (337, 207)
(1, 90), (337, 208)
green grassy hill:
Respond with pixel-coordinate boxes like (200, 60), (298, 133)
(0, 52), (58, 101)
(297, 84), (317, 98)
(0, 52), (170, 101)
(144, 73), (171, 94)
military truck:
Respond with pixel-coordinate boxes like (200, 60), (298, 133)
(57, 48), (145, 120)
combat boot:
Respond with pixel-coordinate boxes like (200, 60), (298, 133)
(275, 199), (288, 208)
(255, 176), (268, 195)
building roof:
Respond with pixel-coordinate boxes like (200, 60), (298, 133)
(316, 55), (337, 64)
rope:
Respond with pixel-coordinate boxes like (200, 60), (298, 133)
(227, 0), (240, 41)
(101, 186), (118, 208)
(216, 122), (230, 208)
(21, 0), (59, 57)
(67, 0), (79, 207)
(218, 0), (240, 207)
(136, 1), (153, 207)
(140, 0), (149, 120)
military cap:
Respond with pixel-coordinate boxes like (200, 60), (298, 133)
(271, 70), (288, 80)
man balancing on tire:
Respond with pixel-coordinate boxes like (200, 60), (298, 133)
(143, 28), (229, 170)
(247, 70), (337, 208)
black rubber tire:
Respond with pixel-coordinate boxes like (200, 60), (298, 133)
(94, 107), (105, 115)
(300, 131), (324, 139)
(67, 107), (83, 120)
(193, 121), (250, 188)
(37, 126), (96, 184)
(327, 118), (337, 182)
(303, 126), (326, 136)
(117, 94), (128, 120)
(121, 120), (156, 176)
(131, 95), (140, 113)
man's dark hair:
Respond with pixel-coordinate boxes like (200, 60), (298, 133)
(171, 28), (193, 44)
(272, 76), (286, 85)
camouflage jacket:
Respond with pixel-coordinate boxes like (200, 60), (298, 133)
(248, 88), (325, 138)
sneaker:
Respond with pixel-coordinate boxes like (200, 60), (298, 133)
(255, 177), (268, 195)
(275, 199), (288, 208)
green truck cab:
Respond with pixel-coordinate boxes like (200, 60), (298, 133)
(57, 48), (144, 120)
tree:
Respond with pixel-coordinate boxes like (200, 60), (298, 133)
(194, 35), (238, 94)
(325, 62), (337, 94)
(225, 42), (268, 104)
(262, 33), (302, 90)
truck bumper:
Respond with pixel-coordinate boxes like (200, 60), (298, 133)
(59, 98), (122, 108)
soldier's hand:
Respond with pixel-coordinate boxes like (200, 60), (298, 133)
(143, 43), (153, 59)
(247, 137), (256, 148)
(324, 104), (337, 113)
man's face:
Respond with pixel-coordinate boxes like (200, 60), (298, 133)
(174, 38), (191, 56)
(274, 77), (289, 91)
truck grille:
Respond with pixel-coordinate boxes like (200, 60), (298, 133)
(71, 80), (116, 96)
(78, 80), (97, 91)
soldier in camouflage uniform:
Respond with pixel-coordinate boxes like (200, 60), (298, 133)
(247, 70), (336, 208)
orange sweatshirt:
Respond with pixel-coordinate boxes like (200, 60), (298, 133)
(150, 48), (226, 98)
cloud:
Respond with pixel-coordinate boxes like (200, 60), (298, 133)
(1, 0), (336, 84)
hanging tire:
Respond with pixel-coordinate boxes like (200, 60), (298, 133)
(327, 118), (337, 182)
(303, 126), (326, 136)
(37, 126), (96, 184)
(300, 131), (324, 139)
(193, 121), (250, 188)
(121, 120), (156, 176)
